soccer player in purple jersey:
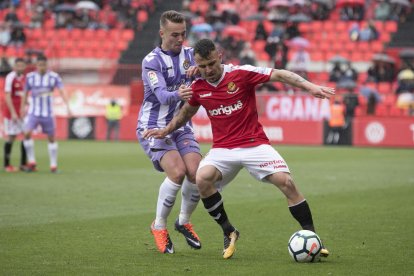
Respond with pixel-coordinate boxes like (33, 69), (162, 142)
(20, 55), (71, 173)
(136, 10), (202, 254)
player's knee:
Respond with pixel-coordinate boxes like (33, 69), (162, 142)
(272, 173), (296, 190)
(168, 167), (187, 184)
(186, 172), (197, 184)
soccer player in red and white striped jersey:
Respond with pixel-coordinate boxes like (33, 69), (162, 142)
(2, 58), (27, 172)
(144, 39), (334, 259)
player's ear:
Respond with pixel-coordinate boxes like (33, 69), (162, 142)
(159, 29), (163, 38)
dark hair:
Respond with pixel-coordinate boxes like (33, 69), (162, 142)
(160, 10), (185, 28)
(37, 55), (47, 62)
(194, 39), (216, 59)
(15, 57), (25, 64)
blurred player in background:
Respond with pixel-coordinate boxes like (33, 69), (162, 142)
(20, 55), (71, 173)
(144, 39), (333, 259)
(136, 10), (202, 254)
(3, 58), (27, 172)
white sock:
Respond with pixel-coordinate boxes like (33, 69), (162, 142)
(48, 142), (58, 168)
(154, 177), (181, 230)
(179, 178), (200, 225)
(23, 139), (35, 163)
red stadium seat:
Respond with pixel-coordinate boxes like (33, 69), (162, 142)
(122, 30), (134, 40)
(370, 41), (383, 52)
(375, 105), (388, 116)
(310, 51), (325, 61)
(95, 29), (109, 39)
(70, 29), (83, 40)
(335, 21), (347, 32)
(378, 82), (392, 94)
(355, 106), (366, 117)
(384, 21), (397, 32)
(389, 106), (404, 117)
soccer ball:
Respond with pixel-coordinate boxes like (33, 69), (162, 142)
(288, 230), (322, 263)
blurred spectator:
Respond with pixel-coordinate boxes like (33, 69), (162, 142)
(105, 99), (122, 141)
(0, 24), (10, 50)
(342, 86), (359, 127)
(390, 1), (411, 22)
(340, 2), (364, 21)
(374, 0), (391, 20)
(29, 1), (46, 28)
(359, 20), (379, 41)
(273, 40), (288, 69)
(0, 55), (12, 76)
(329, 62), (344, 82)
(360, 85), (381, 115)
(268, 22), (285, 41)
(341, 62), (358, 82)
(311, 0), (333, 20)
(396, 69), (414, 95)
(99, 4), (117, 29)
(326, 96), (345, 145)
(285, 22), (300, 40)
(288, 47), (310, 80)
(9, 26), (25, 47)
(349, 22), (360, 41)
(367, 60), (396, 83)
(5, 5), (20, 24)
(239, 43), (256, 66)
(254, 21), (267, 41)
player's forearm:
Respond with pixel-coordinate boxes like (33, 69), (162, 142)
(154, 87), (181, 105)
(164, 108), (194, 134)
(5, 95), (17, 116)
(272, 69), (312, 90)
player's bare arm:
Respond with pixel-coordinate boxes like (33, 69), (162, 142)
(270, 69), (335, 99)
(20, 91), (28, 117)
(143, 102), (199, 139)
(5, 93), (18, 120)
(58, 88), (72, 116)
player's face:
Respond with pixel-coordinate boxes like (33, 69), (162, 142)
(195, 50), (223, 83)
(14, 61), (26, 75)
(160, 20), (186, 53)
(37, 60), (47, 74)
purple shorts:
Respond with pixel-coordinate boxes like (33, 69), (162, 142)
(137, 128), (201, 172)
(24, 115), (55, 136)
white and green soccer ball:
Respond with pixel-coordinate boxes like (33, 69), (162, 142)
(288, 230), (322, 263)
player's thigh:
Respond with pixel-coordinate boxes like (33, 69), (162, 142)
(40, 117), (55, 136)
(198, 148), (242, 191)
(182, 152), (202, 182)
(160, 150), (187, 182)
(242, 144), (290, 183)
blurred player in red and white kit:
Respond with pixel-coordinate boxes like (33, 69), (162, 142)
(3, 58), (27, 172)
(144, 39), (334, 259)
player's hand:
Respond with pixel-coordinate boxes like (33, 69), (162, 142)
(307, 84), (335, 100)
(20, 106), (26, 118)
(186, 66), (199, 78)
(143, 128), (168, 139)
(178, 85), (193, 101)
(11, 112), (19, 121)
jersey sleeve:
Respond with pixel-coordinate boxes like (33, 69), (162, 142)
(142, 54), (181, 105)
(238, 65), (272, 87)
(4, 72), (14, 93)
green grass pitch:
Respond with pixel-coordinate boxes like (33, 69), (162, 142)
(1, 140), (413, 275)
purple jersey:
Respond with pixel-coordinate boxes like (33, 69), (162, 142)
(25, 70), (63, 118)
(137, 46), (195, 131)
